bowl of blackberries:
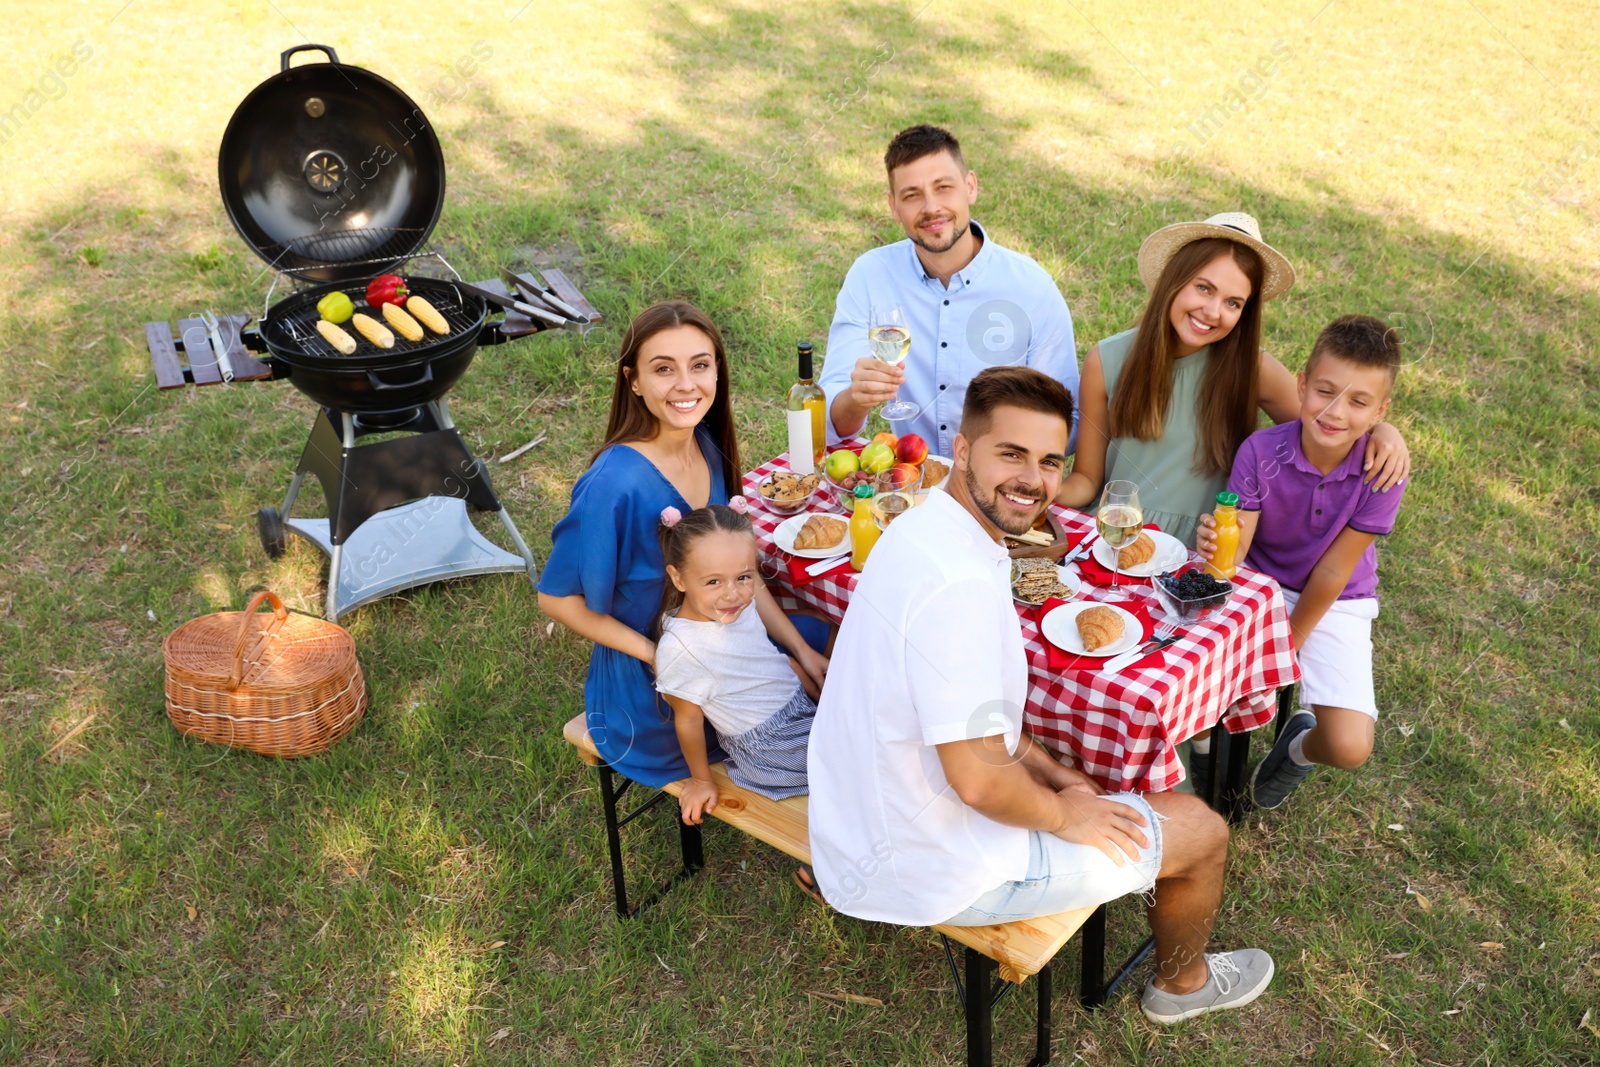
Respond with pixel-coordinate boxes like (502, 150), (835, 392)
(1152, 568), (1233, 620)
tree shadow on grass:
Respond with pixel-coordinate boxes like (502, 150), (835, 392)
(1, 0), (1597, 1063)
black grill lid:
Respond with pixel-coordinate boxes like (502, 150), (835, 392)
(218, 45), (446, 284)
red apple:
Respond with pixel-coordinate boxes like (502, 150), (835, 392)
(896, 433), (928, 464)
(889, 463), (921, 490)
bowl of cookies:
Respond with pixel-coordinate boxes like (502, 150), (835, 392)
(1151, 568), (1233, 620)
(756, 471), (823, 515)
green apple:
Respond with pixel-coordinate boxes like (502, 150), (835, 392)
(859, 442), (895, 474)
(824, 449), (859, 481)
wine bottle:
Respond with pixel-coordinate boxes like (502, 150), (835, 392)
(786, 341), (826, 473)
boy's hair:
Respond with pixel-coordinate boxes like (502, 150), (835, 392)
(884, 124), (966, 180)
(655, 504), (755, 639)
(960, 365), (1075, 444)
(1306, 314), (1402, 388)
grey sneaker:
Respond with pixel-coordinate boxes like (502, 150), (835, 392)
(1140, 949), (1275, 1024)
(1249, 710), (1317, 810)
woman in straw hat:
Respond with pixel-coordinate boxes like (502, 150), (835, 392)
(1055, 212), (1409, 547)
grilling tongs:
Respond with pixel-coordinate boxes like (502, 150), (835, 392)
(453, 280), (574, 333)
(497, 267), (590, 327)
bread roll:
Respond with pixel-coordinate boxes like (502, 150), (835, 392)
(1117, 530), (1156, 570)
(1076, 605), (1124, 652)
(793, 515), (846, 550)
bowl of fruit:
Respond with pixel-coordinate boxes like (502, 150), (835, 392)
(756, 471), (823, 515)
(826, 432), (940, 505)
(1152, 567), (1233, 621)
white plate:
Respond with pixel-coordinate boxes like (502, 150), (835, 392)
(774, 511), (854, 559)
(1092, 528), (1187, 577)
(1011, 563), (1086, 606)
(1039, 601), (1143, 658)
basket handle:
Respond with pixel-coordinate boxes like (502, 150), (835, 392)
(230, 590), (289, 689)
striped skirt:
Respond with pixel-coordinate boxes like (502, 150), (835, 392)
(719, 686), (815, 800)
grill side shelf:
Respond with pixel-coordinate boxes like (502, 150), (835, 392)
(143, 314), (273, 388)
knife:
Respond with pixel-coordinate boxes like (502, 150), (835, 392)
(804, 554), (849, 576)
(1104, 634), (1181, 674)
(1062, 530), (1099, 565)
(201, 310), (235, 382)
(453, 280), (567, 328)
(526, 268), (589, 322)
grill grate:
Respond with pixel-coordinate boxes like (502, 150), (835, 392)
(257, 227), (429, 274)
(264, 278), (485, 359)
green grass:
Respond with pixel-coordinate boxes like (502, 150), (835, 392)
(2, 0), (1597, 1063)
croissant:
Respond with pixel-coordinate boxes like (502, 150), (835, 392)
(920, 458), (949, 487)
(793, 515), (846, 550)
(1117, 530), (1156, 570)
(1077, 605), (1124, 652)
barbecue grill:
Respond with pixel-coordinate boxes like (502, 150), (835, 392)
(212, 44), (577, 620)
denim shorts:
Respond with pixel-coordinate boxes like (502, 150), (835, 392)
(940, 793), (1164, 926)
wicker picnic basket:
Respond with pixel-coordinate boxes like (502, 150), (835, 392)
(162, 590), (367, 757)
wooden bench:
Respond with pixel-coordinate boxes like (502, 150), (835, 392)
(563, 714), (1146, 1067)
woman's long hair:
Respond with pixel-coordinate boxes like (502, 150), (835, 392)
(1110, 238), (1265, 476)
(654, 504), (756, 639)
(593, 301), (741, 496)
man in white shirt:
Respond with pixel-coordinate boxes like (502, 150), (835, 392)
(819, 125), (1079, 457)
(807, 365), (1274, 1024)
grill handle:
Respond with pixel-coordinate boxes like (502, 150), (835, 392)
(366, 364), (434, 392)
(281, 44), (339, 71)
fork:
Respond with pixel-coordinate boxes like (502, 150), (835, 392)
(1103, 619), (1182, 673)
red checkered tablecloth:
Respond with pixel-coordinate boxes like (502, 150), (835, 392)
(744, 454), (1301, 793)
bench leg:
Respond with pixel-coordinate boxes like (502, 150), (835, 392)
(1032, 960), (1052, 1066)
(965, 947), (995, 1067)
(945, 942), (1053, 1067)
(593, 761), (706, 919)
(1079, 906), (1156, 1010)
(597, 762), (633, 918)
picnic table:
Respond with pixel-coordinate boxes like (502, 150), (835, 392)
(743, 453), (1301, 793)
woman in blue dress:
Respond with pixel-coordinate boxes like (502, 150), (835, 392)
(538, 302), (830, 787)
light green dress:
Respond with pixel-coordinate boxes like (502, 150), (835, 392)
(1097, 328), (1227, 548)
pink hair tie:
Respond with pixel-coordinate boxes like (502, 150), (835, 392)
(659, 506), (683, 529)
(728, 496), (750, 515)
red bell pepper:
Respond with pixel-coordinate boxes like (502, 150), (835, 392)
(365, 273), (409, 308)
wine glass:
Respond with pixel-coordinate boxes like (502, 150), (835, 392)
(868, 304), (919, 422)
(870, 471), (914, 530)
(1096, 480), (1143, 602)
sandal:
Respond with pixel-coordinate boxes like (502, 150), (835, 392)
(792, 863), (827, 906)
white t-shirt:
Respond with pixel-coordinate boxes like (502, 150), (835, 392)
(655, 606), (801, 738)
(806, 488), (1031, 925)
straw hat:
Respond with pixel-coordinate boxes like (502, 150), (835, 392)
(1137, 212), (1297, 302)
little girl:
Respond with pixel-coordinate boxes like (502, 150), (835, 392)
(653, 499), (829, 826)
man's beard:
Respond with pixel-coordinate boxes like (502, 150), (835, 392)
(964, 465), (1046, 536)
(909, 215), (968, 255)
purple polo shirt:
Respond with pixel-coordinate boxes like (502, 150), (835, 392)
(1227, 420), (1405, 601)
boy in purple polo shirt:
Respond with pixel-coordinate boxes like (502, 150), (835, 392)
(1220, 314), (1406, 809)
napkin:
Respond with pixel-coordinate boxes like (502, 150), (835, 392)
(786, 552), (853, 586)
(1037, 596), (1159, 673)
(1069, 523), (1165, 587)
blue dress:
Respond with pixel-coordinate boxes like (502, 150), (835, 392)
(539, 431), (732, 786)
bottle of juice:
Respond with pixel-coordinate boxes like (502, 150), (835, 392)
(1205, 491), (1240, 580)
(850, 484), (880, 572)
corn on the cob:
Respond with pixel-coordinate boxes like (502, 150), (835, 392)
(316, 319), (357, 355)
(382, 301), (425, 342)
(350, 313), (394, 349)
(406, 296), (450, 335)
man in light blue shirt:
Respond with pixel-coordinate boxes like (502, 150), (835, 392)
(820, 125), (1079, 458)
